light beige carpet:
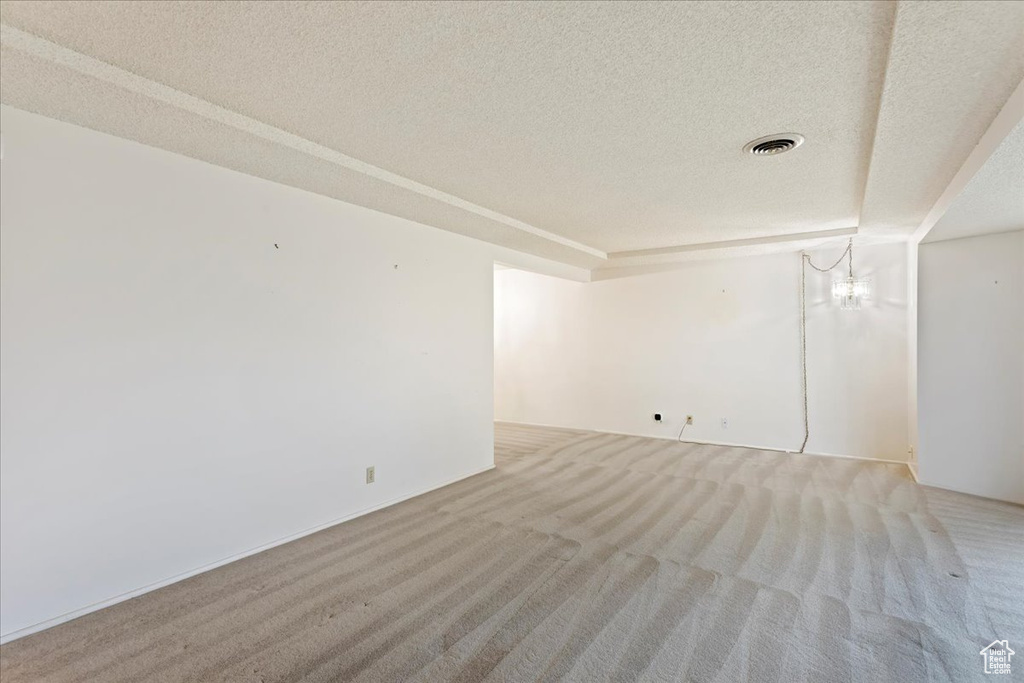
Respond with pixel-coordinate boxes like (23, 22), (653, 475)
(2, 423), (1022, 682)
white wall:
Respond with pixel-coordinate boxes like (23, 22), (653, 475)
(495, 243), (910, 461)
(0, 105), (579, 640)
(918, 230), (1024, 504)
(907, 243), (919, 476)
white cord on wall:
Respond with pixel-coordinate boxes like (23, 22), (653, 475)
(677, 421), (688, 442)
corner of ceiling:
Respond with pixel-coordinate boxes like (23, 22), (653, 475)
(910, 77), (1024, 245)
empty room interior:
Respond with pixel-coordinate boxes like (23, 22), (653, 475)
(1, 2), (1023, 681)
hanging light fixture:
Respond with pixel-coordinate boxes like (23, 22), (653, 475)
(829, 240), (869, 310)
(802, 239), (869, 310)
(797, 238), (869, 454)
(831, 277), (870, 310)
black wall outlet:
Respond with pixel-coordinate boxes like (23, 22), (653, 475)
(654, 413), (662, 422)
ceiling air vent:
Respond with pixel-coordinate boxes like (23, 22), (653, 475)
(744, 133), (805, 156)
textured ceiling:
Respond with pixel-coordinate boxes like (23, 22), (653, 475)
(859, 1), (1024, 236)
(1, 1), (1022, 273)
(924, 120), (1024, 244)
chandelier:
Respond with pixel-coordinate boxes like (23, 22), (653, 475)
(832, 275), (871, 310)
(803, 239), (870, 310)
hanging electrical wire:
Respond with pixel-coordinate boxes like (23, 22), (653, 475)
(798, 238), (854, 453)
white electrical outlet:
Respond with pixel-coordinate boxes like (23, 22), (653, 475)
(720, 418), (728, 430)
(366, 466), (375, 484)
(686, 415), (693, 425)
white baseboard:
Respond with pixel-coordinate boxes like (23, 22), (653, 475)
(0, 463), (495, 645)
(495, 419), (910, 466)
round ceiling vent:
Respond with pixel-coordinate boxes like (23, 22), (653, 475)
(744, 133), (805, 156)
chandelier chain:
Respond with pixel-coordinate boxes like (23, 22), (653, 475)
(804, 239), (852, 273)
